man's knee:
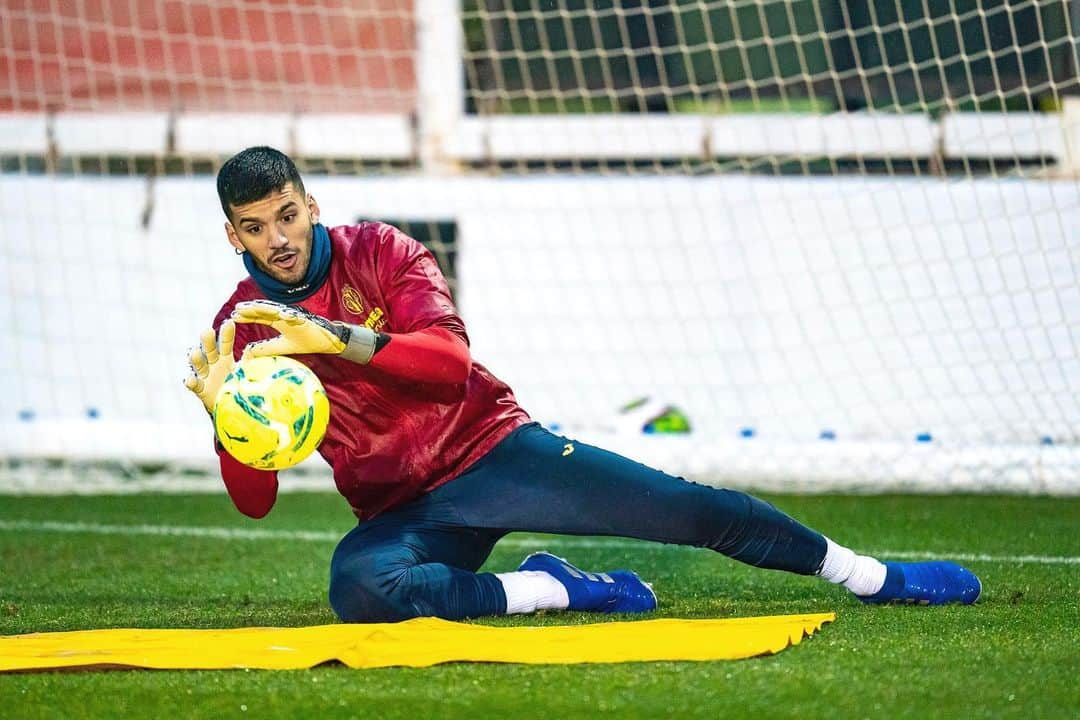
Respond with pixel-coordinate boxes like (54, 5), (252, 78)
(328, 552), (418, 623)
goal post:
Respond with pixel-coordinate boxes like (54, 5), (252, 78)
(1, 0), (1078, 495)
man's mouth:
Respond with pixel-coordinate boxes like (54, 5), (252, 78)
(272, 252), (298, 270)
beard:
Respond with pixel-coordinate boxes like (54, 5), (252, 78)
(253, 250), (309, 284)
(250, 228), (312, 284)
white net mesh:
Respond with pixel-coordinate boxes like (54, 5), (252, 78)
(1, 0), (1078, 493)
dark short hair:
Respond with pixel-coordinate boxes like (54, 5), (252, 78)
(216, 146), (306, 219)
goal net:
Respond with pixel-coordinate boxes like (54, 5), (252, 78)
(2, 0), (1078, 494)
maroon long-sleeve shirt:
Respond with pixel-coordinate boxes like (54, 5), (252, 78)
(211, 222), (529, 520)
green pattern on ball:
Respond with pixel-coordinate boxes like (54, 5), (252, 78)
(213, 356), (330, 470)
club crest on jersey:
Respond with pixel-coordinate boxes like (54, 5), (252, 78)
(341, 285), (364, 315)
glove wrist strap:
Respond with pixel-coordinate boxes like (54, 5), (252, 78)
(337, 323), (378, 364)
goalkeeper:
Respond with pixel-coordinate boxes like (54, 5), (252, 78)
(185, 146), (981, 622)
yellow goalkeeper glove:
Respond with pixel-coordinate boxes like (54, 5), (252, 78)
(184, 319), (237, 413)
(231, 300), (378, 364)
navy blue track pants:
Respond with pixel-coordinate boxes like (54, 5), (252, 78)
(329, 423), (827, 622)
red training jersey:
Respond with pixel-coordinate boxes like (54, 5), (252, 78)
(211, 222), (530, 520)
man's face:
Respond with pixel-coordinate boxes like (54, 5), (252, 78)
(225, 182), (320, 285)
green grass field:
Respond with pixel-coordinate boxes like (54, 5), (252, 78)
(1, 492), (1077, 719)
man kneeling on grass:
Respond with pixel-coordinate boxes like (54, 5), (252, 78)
(185, 146), (982, 622)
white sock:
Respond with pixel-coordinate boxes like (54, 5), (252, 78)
(495, 571), (570, 614)
(817, 537), (888, 596)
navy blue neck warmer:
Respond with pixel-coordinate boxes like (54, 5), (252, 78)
(243, 222), (332, 303)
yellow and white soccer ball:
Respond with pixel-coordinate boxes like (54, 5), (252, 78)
(213, 355), (330, 470)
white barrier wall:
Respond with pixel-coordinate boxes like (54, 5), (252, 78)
(2, 174), (1078, 493)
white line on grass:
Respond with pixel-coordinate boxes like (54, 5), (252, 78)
(0, 519), (1077, 566)
(0, 519), (339, 543)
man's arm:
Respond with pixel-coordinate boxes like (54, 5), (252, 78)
(217, 440), (279, 518)
(231, 301), (472, 385)
(228, 225), (473, 386)
(367, 326), (471, 385)
(185, 317), (280, 518)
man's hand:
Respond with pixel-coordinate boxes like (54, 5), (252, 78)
(184, 319), (237, 413)
(231, 300), (378, 364)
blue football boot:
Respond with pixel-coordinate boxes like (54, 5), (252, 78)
(518, 551), (658, 613)
(860, 561), (982, 605)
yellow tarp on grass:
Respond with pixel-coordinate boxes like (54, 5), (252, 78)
(0, 613), (834, 672)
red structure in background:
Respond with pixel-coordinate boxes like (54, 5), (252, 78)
(0, 0), (416, 113)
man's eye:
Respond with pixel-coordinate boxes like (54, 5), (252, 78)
(282, 214), (296, 223)
(246, 225), (261, 235)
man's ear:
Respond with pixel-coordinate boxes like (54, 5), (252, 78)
(225, 221), (244, 252)
(307, 194), (321, 225)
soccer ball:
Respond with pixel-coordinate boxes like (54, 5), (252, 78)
(213, 355), (330, 470)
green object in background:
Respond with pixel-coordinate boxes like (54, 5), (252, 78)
(618, 396), (692, 434)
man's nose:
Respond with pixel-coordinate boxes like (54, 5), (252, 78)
(268, 226), (289, 247)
